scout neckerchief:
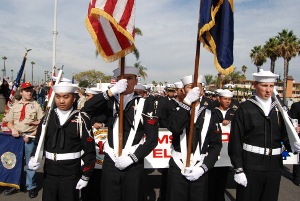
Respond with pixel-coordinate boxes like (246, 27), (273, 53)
(19, 102), (29, 121)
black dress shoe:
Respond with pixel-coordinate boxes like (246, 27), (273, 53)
(29, 188), (38, 198)
(293, 180), (300, 186)
(4, 187), (19, 196)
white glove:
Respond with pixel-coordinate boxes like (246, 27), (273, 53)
(182, 166), (205, 181)
(76, 179), (88, 190)
(234, 173), (247, 187)
(28, 157), (41, 171)
(110, 79), (127, 95)
(184, 87), (200, 105)
(115, 155), (134, 170)
(292, 142), (300, 153)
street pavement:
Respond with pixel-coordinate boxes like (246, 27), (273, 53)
(1, 162), (299, 201)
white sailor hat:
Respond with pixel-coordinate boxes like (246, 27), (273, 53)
(86, 87), (101, 95)
(52, 82), (79, 93)
(218, 89), (234, 97)
(223, 84), (236, 91)
(52, 76), (71, 82)
(113, 66), (139, 77)
(181, 75), (205, 86)
(215, 89), (223, 94)
(134, 84), (146, 91)
(174, 81), (184, 89)
(252, 69), (278, 83)
(146, 86), (151, 91)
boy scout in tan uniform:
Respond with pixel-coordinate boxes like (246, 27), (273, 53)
(5, 83), (44, 198)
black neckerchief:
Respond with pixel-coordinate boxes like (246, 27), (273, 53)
(52, 109), (78, 149)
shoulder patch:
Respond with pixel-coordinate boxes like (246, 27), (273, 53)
(31, 106), (34, 109)
(204, 101), (208, 106)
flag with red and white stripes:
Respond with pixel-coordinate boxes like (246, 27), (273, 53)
(85, 0), (136, 63)
(1, 56), (27, 133)
(110, 76), (116, 85)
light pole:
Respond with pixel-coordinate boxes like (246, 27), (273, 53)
(11, 69), (13, 81)
(31, 61), (35, 85)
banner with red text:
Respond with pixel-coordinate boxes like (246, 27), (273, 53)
(94, 128), (298, 169)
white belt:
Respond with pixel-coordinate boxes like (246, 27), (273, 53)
(243, 143), (281, 155)
(103, 141), (142, 162)
(171, 150), (207, 170)
(45, 151), (81, 161)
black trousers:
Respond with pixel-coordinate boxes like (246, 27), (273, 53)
(157, 168), (168, 200)
(101, 154), (144, 201)
(166, 158), (208, 201)
(236, 169), (281, 201)
(293, 156), (300, 183)
(42, 173), (80, 201)
(81, 169), (102, 201)
(208, 167), (229, 201)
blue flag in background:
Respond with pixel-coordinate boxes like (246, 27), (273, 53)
(199, 0), (234, 75)
(0, 132), (24, 189)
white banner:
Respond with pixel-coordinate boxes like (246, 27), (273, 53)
(214, 123), (232, 167)
(94, 128), (299, 169)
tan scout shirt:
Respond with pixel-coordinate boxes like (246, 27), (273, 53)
(77, 97), (86, 110)
(5, 99), (44, 133)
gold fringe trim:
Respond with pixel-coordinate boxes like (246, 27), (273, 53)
(0, 182), (20, 189)
(85, 8), (135, 63)
(200, 33), (234, 75)
(228, 0), (234, 12)
(199, 0), (223, 37)
(199, 0), (234, 75)
(90, 8), (135, 44)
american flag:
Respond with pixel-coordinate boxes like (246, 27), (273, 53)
(85, 0), (136, 63)
(1, 56), (27, 132)
(110, 76), (116, 85)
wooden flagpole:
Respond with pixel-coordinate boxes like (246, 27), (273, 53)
(118, 57), (125, 156)
(186, 0), (203, 168)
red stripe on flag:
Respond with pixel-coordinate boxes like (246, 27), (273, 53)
(110, 21), (131, 50)
(104, 0), (118, 16)
(119, 0), (134, 28)
(97, 20), (115, 57)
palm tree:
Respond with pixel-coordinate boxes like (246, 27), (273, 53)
(134, 61), (148, 80)
(159, 82), (163, 91)
(241, 65), (247, 76)
(31, 61), (35, 85)
(152, 81), (157, 91)
(11, 69), (13, 81)
(264, 37), (279, 73)
(212, 75), (220, 88)
(276, 29), (300, 104)
(221, 67), (245, 86)
(250, 45), (267, 72)
(204, 74), (213, 89)
(132, 27), (143, 60)
(2, 56), (7, 77)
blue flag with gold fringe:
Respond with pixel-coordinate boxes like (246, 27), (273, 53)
(0, 132), (24, 189)
(199, 0), (234, 75)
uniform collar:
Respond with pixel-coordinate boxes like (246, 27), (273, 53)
(19, 98), (34, 104)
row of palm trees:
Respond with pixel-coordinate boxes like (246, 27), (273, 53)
(2, 56), (38, 85)
(250, 29), (300, 104)
(2, 56), (15, 81)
